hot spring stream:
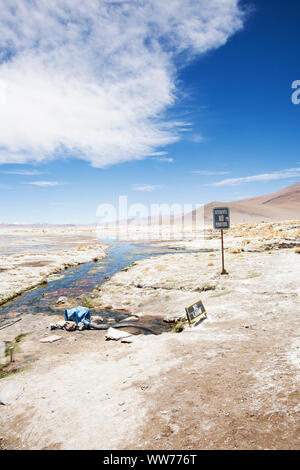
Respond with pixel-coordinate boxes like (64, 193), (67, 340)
(0, 241), (206, 334)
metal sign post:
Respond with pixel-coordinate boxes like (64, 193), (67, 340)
(213, 207), (230, 276)
(220, 228), (227, 275)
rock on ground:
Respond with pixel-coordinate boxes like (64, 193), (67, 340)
(65, 321), (76, 332)
(0, 383), (24, 405)
(40, 335), (62, 343)
(56, 296), (69, 305)
(105, 328), (132, 341)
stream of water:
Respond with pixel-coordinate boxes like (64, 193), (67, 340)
(0, 241), (205, 334)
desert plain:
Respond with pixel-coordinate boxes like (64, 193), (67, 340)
(0, 220), (299, 450)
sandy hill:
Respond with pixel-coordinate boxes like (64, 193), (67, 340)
(200, 181), (300, 224)
(96, 182), (300, 227)
(117, 182), (300, 227)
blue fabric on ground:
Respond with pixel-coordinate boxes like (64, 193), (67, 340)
(64, 306), (91, 327)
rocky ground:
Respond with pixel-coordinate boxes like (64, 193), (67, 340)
(0, 221), (299, 450)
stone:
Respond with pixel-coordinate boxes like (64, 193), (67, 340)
(121, 336), (140, 344)
(56, 296), (69, 305)
(50, 323), (58, 330)
(65, 321), (76, 332)
(122, 316), (139, 322)
(105, 328), (132, 341)
(0, 383), (24, 405)
(40, 335), (62, 343)
(56, 320), (67, 329)
(163, 313), (186, 324)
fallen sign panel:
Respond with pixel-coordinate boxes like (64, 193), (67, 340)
(185, 299), (207, 325)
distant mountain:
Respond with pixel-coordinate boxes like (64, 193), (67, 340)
(198, 181), (300, 224)
(116, 182), (300, 227)
(1, 182), (298, 228)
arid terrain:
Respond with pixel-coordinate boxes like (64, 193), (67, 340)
(102, 182), (300, 229)
(0, 227), (107, 306)
(0, 220), (299, 450)
(201, 181), (300, 224)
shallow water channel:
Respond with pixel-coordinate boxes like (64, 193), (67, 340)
(0, 241), (206, 334)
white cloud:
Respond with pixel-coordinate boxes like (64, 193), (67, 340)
(1, 169), (43, 175)
(132, 184), (165, 192)
(190, 134), (205, 143)
(150, 152), (169, 156)
(193, 170), (230, 175)
(152, 157), (174, 163)
(149, 151), (173, 162)
(0, 0), (244, 167)
(211, 168), (300, 186)
(26, 181), (62, 187)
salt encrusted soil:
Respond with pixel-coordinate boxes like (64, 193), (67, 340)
(95, 219), (300, 253)
(0, 226), (100, 256)
(86, 220), (300, 319)
(0, 221), (299, 450)
(0, 242), (107, 306)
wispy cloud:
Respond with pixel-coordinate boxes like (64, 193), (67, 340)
(49, 202), (73, 206)
(152, 157), (174, 163)
(26, 181), (62, 187)
(193, 170), (230, 176)
(0, 0), (244, 167)
(1, 169), (43, 176)
(132, 184), (165, 192)
(210, 168), (300, 186)
(149, 151), (173, 163)
(190, 134), (205, 143)
(149, 152), (169, 157)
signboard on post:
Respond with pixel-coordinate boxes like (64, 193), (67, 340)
(213, 207), (230, 275)
(213, 207), (230, 230)
(185, 299), (207, 325)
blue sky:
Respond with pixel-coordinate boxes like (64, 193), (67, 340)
(0, 0), (299, 224)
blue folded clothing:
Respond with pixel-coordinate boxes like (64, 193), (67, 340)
(64, 306), (91, 327)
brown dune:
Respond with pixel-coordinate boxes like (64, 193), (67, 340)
(202, 181), (300, 224)
(115, 182), (300, 227)
(173, 181), (300, 225)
